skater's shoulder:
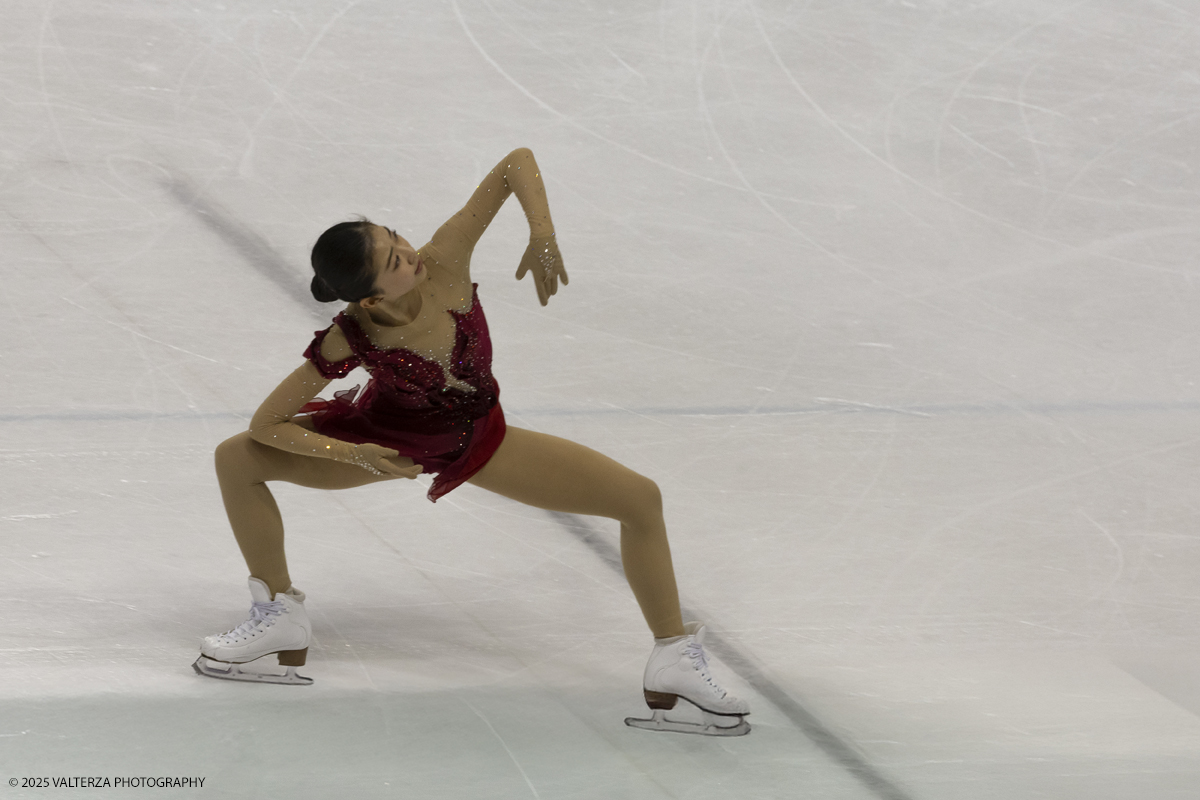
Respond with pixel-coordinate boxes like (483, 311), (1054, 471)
(419, 227), (472, 280)
(316, 318), (356, 363)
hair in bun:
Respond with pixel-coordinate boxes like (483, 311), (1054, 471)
(310, 274), (340, 303)
(310, 217), (377, 303)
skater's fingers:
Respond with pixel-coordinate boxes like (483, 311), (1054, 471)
(375, 462), (408, 477)
(359, 443), (399, 459)
(381, 456), (423, 479)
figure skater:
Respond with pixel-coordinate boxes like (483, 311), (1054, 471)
(193, 148), (749, 736)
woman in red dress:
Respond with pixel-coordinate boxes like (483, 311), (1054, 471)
(194, 148), (749, 735)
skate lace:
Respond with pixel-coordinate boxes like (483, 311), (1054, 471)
(684, 641), (726, 698)
(220, 599), (286, 639)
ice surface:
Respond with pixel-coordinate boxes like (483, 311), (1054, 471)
(3, 0), (1199, 797)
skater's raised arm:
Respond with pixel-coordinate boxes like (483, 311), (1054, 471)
(422, 148), (568, 305)
(246, 326), (422, 479)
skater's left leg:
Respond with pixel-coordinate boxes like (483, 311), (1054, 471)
(469, 427), (749, 733)
(467, 426), (684, 639)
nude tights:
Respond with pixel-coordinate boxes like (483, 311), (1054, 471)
(213, 425), (686, 639)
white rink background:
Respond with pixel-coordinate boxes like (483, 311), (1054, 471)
(3, 1), (1200, 797)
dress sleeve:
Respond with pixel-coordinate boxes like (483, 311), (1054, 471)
(421, 147), (555, 278)
(304, 320), (361, 378)
(248, 326), (371, 466)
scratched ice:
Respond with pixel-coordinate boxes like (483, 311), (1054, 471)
(2, 1), (1199, 798)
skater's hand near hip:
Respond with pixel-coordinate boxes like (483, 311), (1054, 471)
(382, 455), (423, 479)
(351, 444), (424, 478)
(516, 234), (567, 306)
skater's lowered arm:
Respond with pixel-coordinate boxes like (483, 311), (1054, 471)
(247, 328), (420, 479)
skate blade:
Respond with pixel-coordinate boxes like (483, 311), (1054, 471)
(192, 656), (313, 686)
(624, 709), (750, 737)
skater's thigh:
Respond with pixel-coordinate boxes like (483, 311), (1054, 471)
(216, 428), (397, 491)
(467, 426), (658, 520)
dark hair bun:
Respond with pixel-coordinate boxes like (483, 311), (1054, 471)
(311, 274), (340, 303)
(310, 218), (377, 304)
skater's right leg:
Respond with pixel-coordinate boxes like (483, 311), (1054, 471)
(201, 428), (397, 684)
(213, 427), (395, 597)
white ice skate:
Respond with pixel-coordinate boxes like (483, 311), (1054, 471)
(192, 577), (313, 686)
(625, 621), (750, 736)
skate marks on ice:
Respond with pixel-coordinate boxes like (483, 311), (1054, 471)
(546, 511), (917, 800)
(701, 639), (915, 800)
(161, 169), (328, 320)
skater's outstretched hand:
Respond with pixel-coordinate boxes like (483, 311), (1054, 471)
(352, 443), (424, 478)
(516, 234), (568, 306)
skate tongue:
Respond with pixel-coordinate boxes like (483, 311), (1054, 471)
(247, 577), (273, 603)
(683, 621), (707, 644)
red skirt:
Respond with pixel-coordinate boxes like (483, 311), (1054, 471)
(300, 388), (507, 503)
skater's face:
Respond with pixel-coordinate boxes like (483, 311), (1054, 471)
(364, 224), (427, 302)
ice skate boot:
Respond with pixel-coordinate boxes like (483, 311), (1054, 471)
(625, 621), (750, 736)
(193, 577), (313, 686)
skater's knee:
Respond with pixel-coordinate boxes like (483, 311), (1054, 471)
(214, 432), (260, 483)
(623, 474), (663, 524)
(642, 476), (663, 514)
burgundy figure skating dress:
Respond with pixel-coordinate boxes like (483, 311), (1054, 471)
(299, 284), (506, 502)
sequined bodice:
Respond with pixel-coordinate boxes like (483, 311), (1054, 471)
(305, 283), (499, 426)
(342, 274), (476, 393)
